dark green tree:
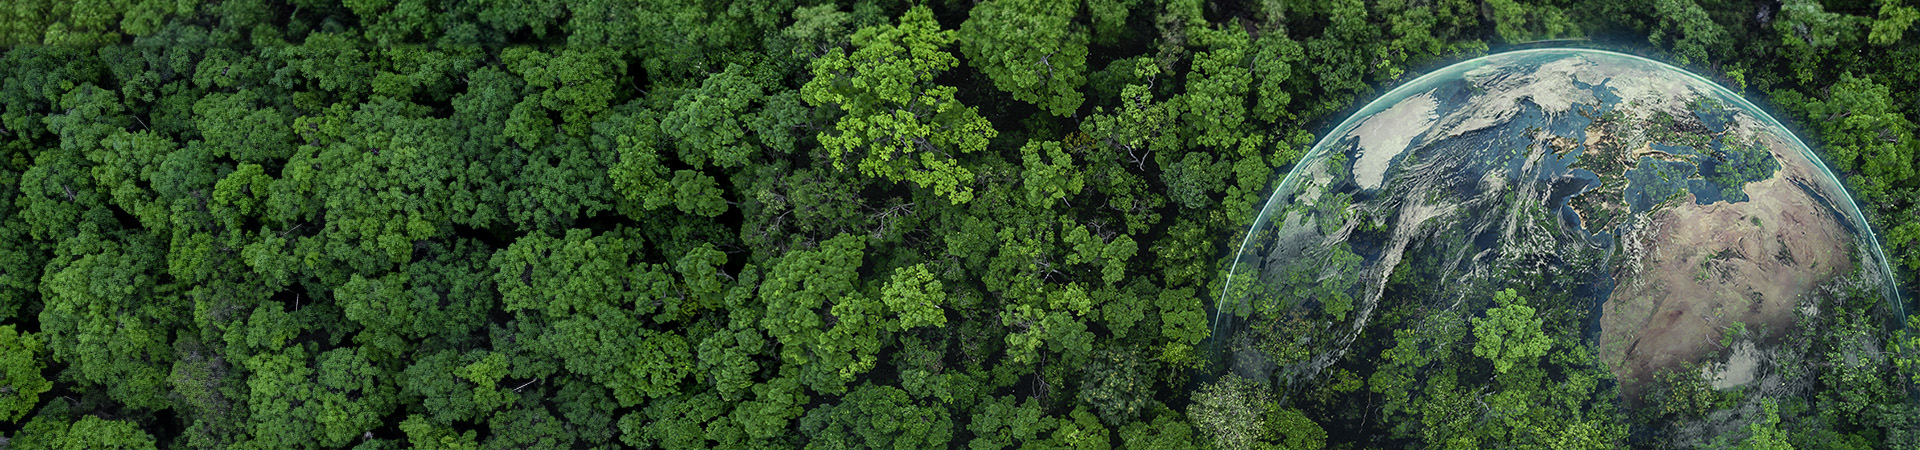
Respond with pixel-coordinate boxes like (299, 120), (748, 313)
(959, 0), (1090, 116)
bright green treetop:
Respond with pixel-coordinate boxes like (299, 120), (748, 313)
(802, 5), (996, 204)
(959, 0), (1089, 116)
(1472, 288), (1553, 375)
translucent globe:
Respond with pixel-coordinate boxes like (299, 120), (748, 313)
(1212, 49), (1909, 426)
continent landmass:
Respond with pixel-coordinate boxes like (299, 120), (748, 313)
(1563, 94), (1847, 404)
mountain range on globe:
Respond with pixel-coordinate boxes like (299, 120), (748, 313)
(1213, 49), (1913, 447)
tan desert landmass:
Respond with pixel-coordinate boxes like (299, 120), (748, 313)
(1597, 132), (1851, 405)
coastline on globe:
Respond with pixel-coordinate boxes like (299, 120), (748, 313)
(1208, 48), (1916, 447)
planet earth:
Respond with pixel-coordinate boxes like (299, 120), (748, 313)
(1210, 48), (1911, 445)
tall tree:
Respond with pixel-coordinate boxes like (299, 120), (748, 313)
(959, 0), (1090, 117)
(802, 5), (997, 204)
(0, 325), (50, 423)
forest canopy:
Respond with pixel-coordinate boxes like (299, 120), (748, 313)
(0, 0), (1916, 449)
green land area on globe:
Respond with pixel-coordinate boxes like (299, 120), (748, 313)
(1211, 49), (1912, 447)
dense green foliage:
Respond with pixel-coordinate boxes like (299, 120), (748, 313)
(0, 0), (1914, 448)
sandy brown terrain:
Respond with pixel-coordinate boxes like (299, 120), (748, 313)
(1597, 134), (1851, 406)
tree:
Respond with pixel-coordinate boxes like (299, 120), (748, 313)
(0, 324), (50, 423)
(348, 0), (443, 46)
(1251, 33), (1304, 124)
(1179, 25), (1251, 149)
(490, 228), (693, 406)
(495, 128), (627, 230)
(1773, 0), (1869, 82)
(1362, 287), (1629, 448)
(310, 346), (400, 446)
(959, 0), (1089, 116)
(671, 169), (729, 217)
(279, 32), (379, 102)
(1296, 0), (1382, 118)
(192, 89), (293, 163)
(1081, 59), (1178, 176)
(1045, 408), (1112, 450)
(1188, 374), (1270, 450)
(1000, 284), (1098, 367)
(501, 47), (624, 135)
(661, 63), (805, 169)
(1064, 223), (1137, 287)
(402, 350), (516, 426)
(0, 0), (171, 47)
(281, 98), (496, 275)
(484, 400), (576, 449)
(1156, 287), (1210, 363)
(1734, 399), (1794, 450)
(337, 272), (416, 359)
(241, 344), (325, 448)
(624, 391), (733, 449)
(1485, 0), (1575, 44)
(1079, 347), (1152, 426)
(802, 5), (996, 204)
(37, 228), (177, 410)
(602, 105), (677, 211)
(1772, 73), (1916, 204)
(666, 83), (760, 165)
(9, 414), (160, 450)
(1472, 289), (1552, 375)
(0, 216), (43, 322)
(880, 264), (949, 331)
(1265, 407), (1327, 450)
(1117, 412), (1200, 450)
(1019, 139), (1085, 210)
(798, 383), (953, 448)
(1651, 0), (1730, 66)
(697, 326), (768, 402)
(968, 395), (1057, 449)
(1895, 315), (1920, 387)
(399, 239), (500, 349)
(1870, 0), (1919, 46)
(400, 414), (480, 450)
(757, 234), (886, 395)
(732, 376), (812, 441)
(18, 88), (118, 243)
(86, 129), (181, 232)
